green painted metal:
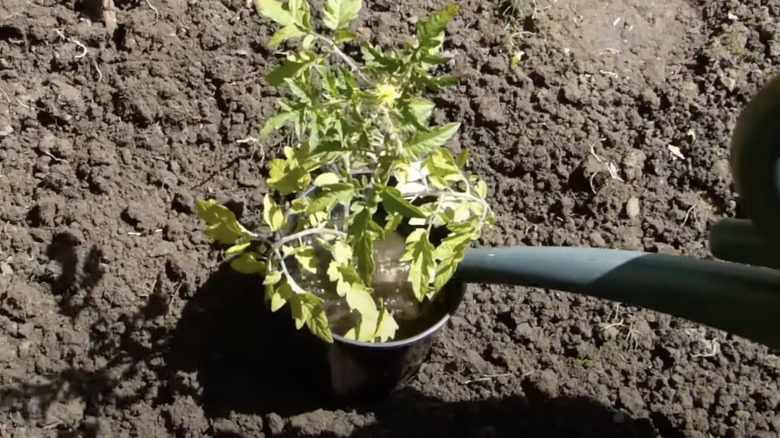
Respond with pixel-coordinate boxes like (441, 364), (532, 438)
(453, 74), (780, 351)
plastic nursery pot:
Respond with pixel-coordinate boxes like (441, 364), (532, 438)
(276, 172), (467, 403)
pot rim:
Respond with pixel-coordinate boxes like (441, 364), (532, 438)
(330, 303), (454, 348)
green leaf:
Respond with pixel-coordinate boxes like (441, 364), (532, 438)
(270, 281), (293, 312)
(230, 252), (267, 274)
(349, 208), (380, 283)
(256, 0), (295, 26)
(407, 97), (435, 125)
(226, 242), (251, 258)
(425, 147), (462, 188)
(416, 3), (458, 51)
(259, 111), (295, 141)
(334, 29), (357, 44)
(294, 246), (318, 274)
(265, 51), (316, 87)
(313, 172), (340, 187)
(263, 270), (283, 285)
(269, 24), (306, 48)
(267, 159), (311, 195)
(345, 284), (379, 318)
(307, 183), (355, 214)
(374, 307), (399, 342)
(195, 199), (249, 245)
(402, 122), (460, 161)
(380, 186), (426, 218)
(456, 147), (469, 168)
(263, 194), (287, 231)
(400, 229), (436, 301)
(323, 0), (362, 30)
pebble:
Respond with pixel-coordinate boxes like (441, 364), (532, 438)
(0, 263), (12, 276)
(626, 197), (641, 218)
(0, 125), (12, 137)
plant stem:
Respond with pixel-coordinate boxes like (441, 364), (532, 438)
(275, 227), (346, 249)
(313, 33), (368, 83)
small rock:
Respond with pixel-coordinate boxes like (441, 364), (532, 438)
(625, 197), (641, 218)
(477, 95), (506, 125)
(0, 125), (12, 137)
(0, 263), (12, 276)
(465, 349), (491, 373)
(589, 231), (607, 247)
(622, 150), (647, 181)
(265, 413), (286, 435)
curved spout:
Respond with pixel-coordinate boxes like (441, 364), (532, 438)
(456, 246), (780, 350)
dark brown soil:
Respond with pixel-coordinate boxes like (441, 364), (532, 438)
(1, 0), (779, 436)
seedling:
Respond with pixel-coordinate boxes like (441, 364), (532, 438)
(195, 0), (495, 344)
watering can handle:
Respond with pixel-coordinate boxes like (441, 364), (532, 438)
(711, 74), (780, 267)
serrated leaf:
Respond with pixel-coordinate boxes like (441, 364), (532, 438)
(265, 52), (316, 87)
(195, 199), (248, 245)
(400, 230), (435, 301)
(408, 97), (435, 125)
(374, 307), (399, 342)
(263, 194), (287, 231)
(226, 242), (251, 258)
(230, 252), (267, 274)
(295, 246), (318, 274)
(270, 281), (293, 312)
(313, 172), (340, 187)
(269, 24), (305, 48)
(349, 208), (380, 283)
(288, 0), (312, 30)
(383, 212), (403, 234)
(416, 3), (458, 51)
(402, 122), (460, 161)
(323, 0), (361, 30)
(256, 0), (294, 26)
(293, 293), (332, 343)
(380, 186), (426, 218)
(268, 159), (311, 195)
(263, 270), (283, 285)
(307, 183), (355, 214)
(425, 147), (462, 188)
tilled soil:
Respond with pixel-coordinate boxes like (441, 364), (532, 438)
(1, 0), (780, 436)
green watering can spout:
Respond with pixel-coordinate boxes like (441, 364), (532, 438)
(454, 74), (780, 351)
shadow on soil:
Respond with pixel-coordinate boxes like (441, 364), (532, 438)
(167, 261), (337, 418)
(0, 234), (673, 437)
(169, 262), (670, 438)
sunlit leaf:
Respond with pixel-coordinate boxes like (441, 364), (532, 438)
(400, 229), (435, 300)
(195, 199), (248, 245)
(256, 0), (294, 26)
(313, 172), (340, 187)
(269, 24), (306, 48)
(323, 0), (362, 30)
(374, 307), (399, 342)
(380, 186), (426, 218)
(416, 3), (458, 51)
(230, 252), (267, 274)
(403, 122), (460, 161)
(263, 194), (287, 231)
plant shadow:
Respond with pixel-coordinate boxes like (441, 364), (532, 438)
(167, 262), (338, 418)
